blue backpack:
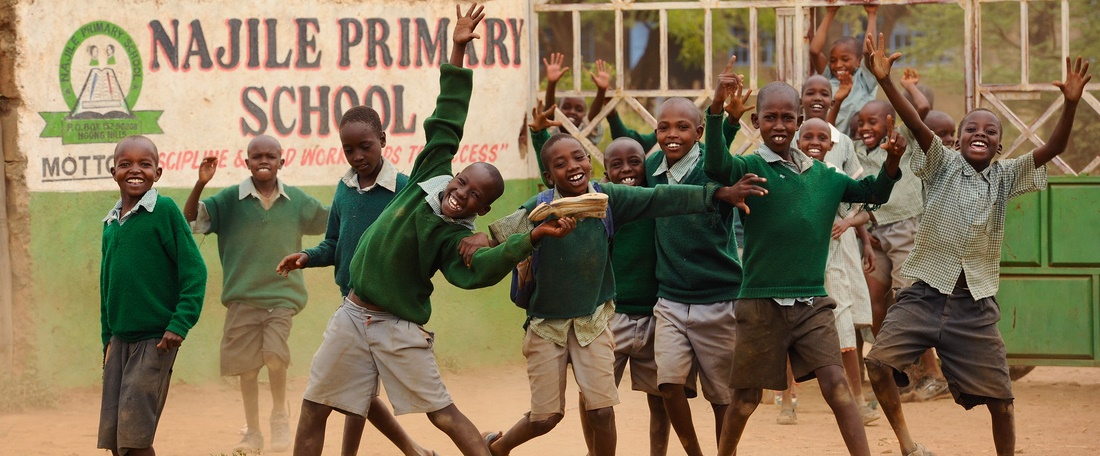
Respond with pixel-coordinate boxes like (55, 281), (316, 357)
(510, 182), (615, 309)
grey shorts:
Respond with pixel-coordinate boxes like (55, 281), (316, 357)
(729, 298), (842, 391)
(98, 337), (178, 452)
(866, 279), (1013, 409)
(220, 303), (294, 376)
(524, 325), (619, 421)
(303, 300), (452, 417)
(654, 298), (736, 404)
(868, 216), (919, 289)
(610, 313), (660, 395)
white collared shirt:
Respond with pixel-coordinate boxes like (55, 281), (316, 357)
(417, 175), (476, 230)
(340, 159), (400, 194)
(191, 177), (289, 233)
(104, 189), (159, 226)
(652, 143), (702, 184)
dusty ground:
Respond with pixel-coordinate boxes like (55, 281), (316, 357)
(0, 365), (1097, 455)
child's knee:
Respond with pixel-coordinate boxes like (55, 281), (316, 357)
(732, 389), (761, 415)
(529, 413), (564, 435)
(263, 352), (287, 370)
(586, 407), (615, 426)
(987, 399), (1014, 416)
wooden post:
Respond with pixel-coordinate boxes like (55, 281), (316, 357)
(0, 116), (13, 370)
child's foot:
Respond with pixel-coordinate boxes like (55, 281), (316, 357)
(270, 410), (291, 452)
(860, 404), (880, 426)
(905, 443), (933, 456)
(483, 431), (505, 456)
(234, 429), (264, 453)
(773, 390), (798, 408)
(776, 408), (797, 425)
(914, 377), (949, 401)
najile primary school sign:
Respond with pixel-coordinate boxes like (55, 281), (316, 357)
(19, 0), (530, 192)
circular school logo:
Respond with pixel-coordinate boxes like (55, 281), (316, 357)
(40, 21), (162, 144)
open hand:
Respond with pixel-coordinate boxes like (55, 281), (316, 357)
(198, 156), (218, 184)
(832, 219), (852, 239)
(459, 232), (494, 267)
(862, 242), (876, 273)
(715, 173), (767, 214)
(453, 3), (485, 47)
(863, 3), (878, 15)
(864, 32), (902, 81)
(532, 216), (577, 242)
(276, 252), (309, 277)
(834, 70), (854, 102)
(1053, 56), (1092, 103)
(588, 59), (612, 91)
(529, 100), (563, 132)
(156, 331), (183, 351)
(901, 67), (920, 88)
(543, 52), (570, 84)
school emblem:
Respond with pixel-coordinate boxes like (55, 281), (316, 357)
(39, 21), (162, 144)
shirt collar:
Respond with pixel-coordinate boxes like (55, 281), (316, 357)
(103, 189), (159, 224)
(828, 123), (843, 144)
(652, 142), (701, 183)
(552, 182), (596, 200)
(754, 144), (813, 173)
(417, 175), (477, 230)
(238, 176), (290, 201)
(340, 159), (400, 193)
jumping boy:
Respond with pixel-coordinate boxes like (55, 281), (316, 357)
(292, 6), (576, 455)
(276, 105), (432, 456)
(863, 33), (1091, 456)
(99, 135), (207, 456)
(183, 135), (328, 453)
(705, 74), (902, 456)
(542, 52), (610, 145)
(810, 3), (879, 134)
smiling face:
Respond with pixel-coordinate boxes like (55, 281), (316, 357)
(829, 39), (862, 79)
(340, 121), (386, 182)
(655, 98), (704, 165)
(441, 163), (501, 219)
(542, 136), (593, 197)
(801, 76), (833, 121)
(856, 102), (893, 149)
(752, 84), (801, 153)
(245, 136), (284, 184)
(603, 139), (646, 187)
(111, 138), (162, 200)
(957, 110), (1002, 170)
(798, 119), (833, 162)
(559, 97), (587, 127)
(924, 110), (957, 148)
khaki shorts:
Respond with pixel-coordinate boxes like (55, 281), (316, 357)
(302, 300), (452, 417)
(654, 299), (736, 405)
(868, 216), (920, 289)
(729, 298), (842, 391)
(220, 303), (294, 376)
(610, 313), (661, 395)
(866, 280), (1013, 410)
(523, 325), (619, 421)
(99, 337), (178, 452)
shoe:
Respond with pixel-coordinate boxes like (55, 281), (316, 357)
(773, 390), (798, 409)
(860, 404), (880, 426)
(270, 410), (291, 452)
(905, 443), (933, 456)
(915, 377), (950, 401)
(776, 408), (797, 425)
(234, 429), (264, 453)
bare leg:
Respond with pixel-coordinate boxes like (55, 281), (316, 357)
(294, 399), (334, 456)
(645, 394), (671, 456)
(919, 350), (944, 380)
(361, 397), (432, 456)
(426, 404), (491, 456)
(866, 277), (892, 336)
(263, 353), (288, 417)
(867, 360), (920, 455)
(240, 367), (262, 433)
(123, 448), (155, 456)
(988, 400), (1015, 456)
(341, 415), (366, 456)
(658, 383), (703, 456)
(842, 350), (866, 407)
(489, 412), (564, 456)
(777, 361), (796, 424)
(579, 393), (596, 456)
(816, 365), (870, 456)
(716, 388), (761, 456)
(586, 406), (617, 456)
(712, 403), (728, 445)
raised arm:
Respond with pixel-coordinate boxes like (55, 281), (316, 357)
(864, 4), (878, 49)
(828, 71), (853, 126)
(607, 111), (658, 150)
(842, 123), (904, 203)
(528, 100), (562, 186)
(1034, 56), (1091, 167)
(703, 58), (749, 186)
(183, 156), (217, 222)
(810, 6), (839, 74)
(587, 60), (611, 122)
(900, 68), (931, 120)
(865, 33), (936, 151)
(450, 3), (484, 68)
(542, 52), (568, 118)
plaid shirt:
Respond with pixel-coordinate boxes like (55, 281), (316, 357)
(856, 128), (924, 225)
(900, 136), (1047, 299)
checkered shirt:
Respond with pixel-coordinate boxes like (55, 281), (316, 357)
(900, 136), (1047, 299)
(855, 128), (924, 225)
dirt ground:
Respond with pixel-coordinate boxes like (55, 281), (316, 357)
(1, 365), (1097, 456)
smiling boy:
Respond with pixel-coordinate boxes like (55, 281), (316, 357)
(810, 4), (880, 134)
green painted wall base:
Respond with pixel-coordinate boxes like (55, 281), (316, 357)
(30, 178), (543, 387)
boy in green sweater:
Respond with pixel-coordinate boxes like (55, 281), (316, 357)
(276, 105), (431, 456)
(183, 134), (328, 453)
(293, 6), (575, 456)
(485, 125), (762, 456)
(704, 75), (901, 456)
(99, 135), (207, 456)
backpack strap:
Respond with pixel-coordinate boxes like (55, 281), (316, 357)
(591, 182), (615, 239)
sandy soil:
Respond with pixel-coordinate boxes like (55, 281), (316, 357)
(1, 365), (1097, 455)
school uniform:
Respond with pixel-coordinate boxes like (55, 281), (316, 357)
(820, 146), (874, 349)
(824, 66), (879, 135)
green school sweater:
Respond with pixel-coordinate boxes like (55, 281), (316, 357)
(701, 112), (899, 299)
(303, 175), (409, 297)
(348, 64), (536, 325)
(101, 195), (207, 348)
(520, 183), (720, 319)
(607, 113), (740, 151)
(203, 184), (328, 312)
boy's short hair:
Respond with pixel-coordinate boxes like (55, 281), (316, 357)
(659, 97), (703, 126)
(339, 105), (383, 133)
(756, 82), (800, 109)
(902, 83), (935, 108)
(114, 135), (159, 164)
(467, 162), (506, 201)
(801, 74), (832, 93)
(959, 108), (1003, 137)
(861, 100), (897, 121)
(830, 36), (862, 57)
(540, 132), (582, 168)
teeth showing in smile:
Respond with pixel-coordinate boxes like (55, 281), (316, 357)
(772, 135), (787, 143)
(970, 140), (988, 151)
(811, 103), (824, 110)
(620, 177), (636, 185)
(666, 143), (681, 151)
(808, 148), (822, 155)
(126, 178), (144, 184)
(568, 173), (585, 183)
(447, 195), (462, 211)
